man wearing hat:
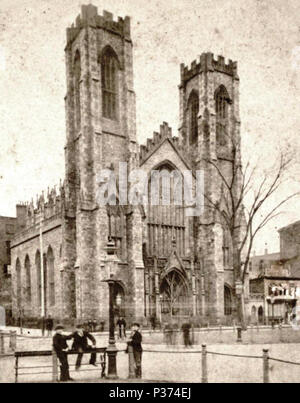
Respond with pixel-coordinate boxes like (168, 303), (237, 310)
(52, 325), (73, 382)
(127, 323), (143, 378)
(70, 324), (97, 370)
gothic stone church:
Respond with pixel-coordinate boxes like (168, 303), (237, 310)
(10, 4), (247, 326)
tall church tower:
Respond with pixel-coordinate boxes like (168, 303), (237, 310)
(179, 53), (242, 322)
(62, 5), (144, 322)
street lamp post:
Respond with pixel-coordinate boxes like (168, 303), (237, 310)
(235, 280), (243, 342)
(102, 237), (119, 379)
(106, 276), (118, 379)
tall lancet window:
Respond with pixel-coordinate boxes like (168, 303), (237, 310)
(101, 47), (119, 120)
(147, 164), (185, 257)
(187, 91), (199, 145)
(74, 50), (81, 132)
(215, 85), (230, 146)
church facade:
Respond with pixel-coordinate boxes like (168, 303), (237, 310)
(10, 4), (248, 327)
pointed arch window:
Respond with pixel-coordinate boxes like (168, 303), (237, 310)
(107, 204), (125, 260)
(35, 251), (41, 307)
(16, 258), (21, 309)
(215, 85), (230, 146)
(47, 247), (55, 307)
(147, 164), (185, 257)
(187, 91), (199, 145)
(25, 255), (31, 305)
(224, 285), (232, 316)
(74, 50), (81, 132)
(101, 47), (119, 120)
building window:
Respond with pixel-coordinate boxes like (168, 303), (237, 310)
(24, 255), (31, 306)
(47, 247), (55, 307)
(16, 258), (22, 309)
(187, 91), (199, 145)
(35, 251), (41, 307)
(215, 85), (230, 146)
(147, 165), (185, 257)
(224, 285), (232, 316)
(101, 47), (119, 120)
(5, 240), (11, 264)
(107, 205), (124, 260)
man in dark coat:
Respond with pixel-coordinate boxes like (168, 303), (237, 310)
(127, 323), (143, 378)
(52, 325), (73, 382)
(45, 315), (54, 337)
(181, 322), (192, 347)
(71, 324), (97, 370)
(116, 316), (127, 339)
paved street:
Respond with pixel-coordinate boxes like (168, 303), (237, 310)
(2, 330), (300, 383)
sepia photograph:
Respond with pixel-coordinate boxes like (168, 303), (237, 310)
(0, 0), (300, 389)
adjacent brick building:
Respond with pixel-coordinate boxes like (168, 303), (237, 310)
(10, 4), (247, 327)
(248, 222), (300, 325)
(0, 214), (18, 323)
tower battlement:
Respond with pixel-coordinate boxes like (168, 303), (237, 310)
(180, 52), (238, 83)
(66, 4), (131, 47)
(16, 182), (66, 231)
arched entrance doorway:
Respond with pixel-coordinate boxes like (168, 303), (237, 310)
(159, 269), (189, 322)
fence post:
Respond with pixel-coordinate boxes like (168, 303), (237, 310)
(127, 345), (135, 379)
(263, 349), (269, 383)
(9, 331), (17, 351)
(236, 326), (242, 343)
(52, 348), (58, 383)
(0, 333), (4, 354)
(15, 355), (19, 383)
(279, 323), (282, 343)
(201, 344), (208, 383)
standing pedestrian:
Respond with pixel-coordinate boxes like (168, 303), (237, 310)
(52, 325), (73, 382)
(150, 314), (156, 332)
(164, 323), (172, 346)
(116, 316), (127, 339)
(45, 314), (54, 337)
(127, 323), (143, 378)
(181, 322), (192, 347)
(71, 324), (97, 370)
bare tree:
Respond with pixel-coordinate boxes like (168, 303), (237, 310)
(203, 135), (299, 327)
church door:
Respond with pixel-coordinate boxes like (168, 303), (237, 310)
(159, 270), (189, 322)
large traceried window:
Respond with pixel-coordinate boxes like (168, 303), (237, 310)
(74, 50), (81, 132)
(187, 91), (199, 145)
(215, 85), (230, 146)
(101, 47), (119, 120)
(147, 164), (185, 257)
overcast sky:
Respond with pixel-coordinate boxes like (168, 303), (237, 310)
(0, 0), (299, 254)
